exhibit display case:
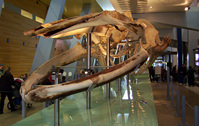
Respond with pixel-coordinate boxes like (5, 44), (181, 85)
(13, 72), (158, 126)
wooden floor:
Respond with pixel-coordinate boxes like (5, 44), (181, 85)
(0, 100), (43, 126)
(151, 81), (199, 126)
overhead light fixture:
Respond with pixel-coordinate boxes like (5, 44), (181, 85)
(150, 6), (152, 8)
(185, 7), (190, 11)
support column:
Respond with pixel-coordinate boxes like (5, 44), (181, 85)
(177, 28), (183, 83)
(65, 3), (91, 78)
(194, 106), (199, 126)
(0, 0), (3, 14)
(106, 37), (110, 98)
(30, 0), (66, 73)
(86, 33), (91, 109)
(22, 99), (26, 119)
(54, 74), (60, 126)
(166, 62), (170, 100)
(118, 55), (122, 91)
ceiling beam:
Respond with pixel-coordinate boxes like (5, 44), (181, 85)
(132, 7), (199, 31)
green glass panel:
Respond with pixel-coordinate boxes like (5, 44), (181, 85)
(13, 73), (158, 126)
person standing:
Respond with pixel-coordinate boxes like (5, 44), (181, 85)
(161, 67), (167, 81)
(148, 66), (155, 82)
(61, 76), (66, 83)
(179, 64), (187, 85)
(187, 66), (196, 87)
(24, 73), (28, 80)
(172, 65), (177, 81)
(0, 67), (16, 114)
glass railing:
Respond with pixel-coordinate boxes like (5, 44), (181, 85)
(12, 69), (158, 126)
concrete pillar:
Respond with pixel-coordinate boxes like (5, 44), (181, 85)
(0, 0), (3, 14)
(96, 0), (115, 11)
(30, 0), (66, 73)
(177, 28), (183, 83)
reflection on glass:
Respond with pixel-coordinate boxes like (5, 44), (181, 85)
(136, 78), (138, 84)
(122, 90), (133, 100)
(12, 72), (158, 126)
(124, 113), (129, 123)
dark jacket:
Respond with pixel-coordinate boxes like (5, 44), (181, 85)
(187, 68), (196, 79)
(180, 66), (187, 76)
(0, 71), (15, 92)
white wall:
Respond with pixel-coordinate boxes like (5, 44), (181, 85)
(188, 30), (199, 68)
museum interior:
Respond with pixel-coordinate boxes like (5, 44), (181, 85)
(0, 0), (199, 126)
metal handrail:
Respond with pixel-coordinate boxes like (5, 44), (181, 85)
(185, 101), (194, 111)
(56, 65), (112, 68)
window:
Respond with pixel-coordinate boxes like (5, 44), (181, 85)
(36, 16), (44, 23)
(21, 9), (32, 19)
